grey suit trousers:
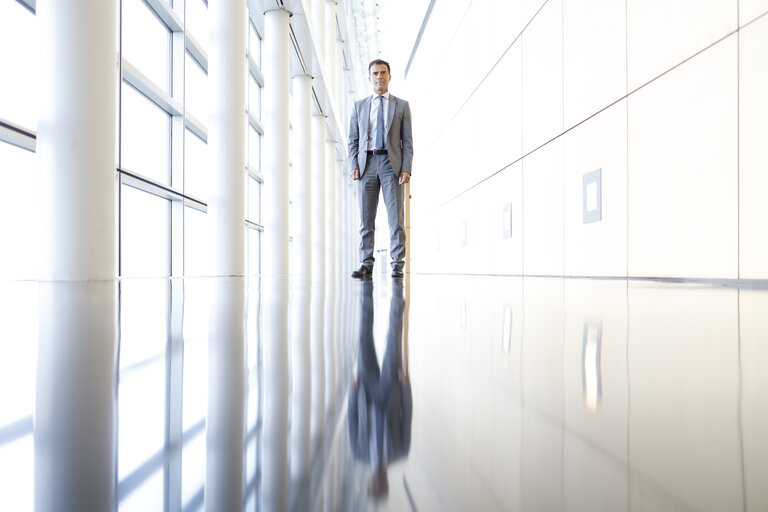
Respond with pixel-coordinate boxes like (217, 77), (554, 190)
(358, 153), (405, 271)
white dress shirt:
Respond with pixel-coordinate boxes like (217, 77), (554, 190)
(367, 92), (390, 149)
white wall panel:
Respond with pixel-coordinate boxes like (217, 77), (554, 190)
(463, 183), (495, 274)
(738, 16), (768, 279)
(472, 45), (523, 180)
(564, 102), (628, 277)
(493, 163), (524, 276)
(407, 2), (765, 282)
(521, 0), (563, 155)
(627, 0), (735, 91)
(522, 0), (548, 29)
(469, 0), (496, 87)
(627, 37), (737, 279)
(523, 139), (564, 276)
(740, 0), (768, 26)
(563, 0), (626, 127)
(492, 0), (522, 58)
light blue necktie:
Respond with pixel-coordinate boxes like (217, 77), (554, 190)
(376, 95), (385, 150)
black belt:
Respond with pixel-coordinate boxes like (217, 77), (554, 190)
(366, 149), (388, 155)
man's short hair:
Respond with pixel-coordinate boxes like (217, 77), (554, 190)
(368, 59), (391, 75)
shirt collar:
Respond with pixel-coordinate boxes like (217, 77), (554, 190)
(372, 92), (391, 101)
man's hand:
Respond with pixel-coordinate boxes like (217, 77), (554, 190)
(398, 172), (411, 185)
(350, 169), (360, 180)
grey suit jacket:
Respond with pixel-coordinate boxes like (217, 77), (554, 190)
(347, 94), (413, 178)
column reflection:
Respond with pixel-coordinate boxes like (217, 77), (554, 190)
(35, 281), (118, 512)
(290, 277), (311, 504)
(310, 277), (326, 444)
(205, 276), (245, 512)
(260, 276), (289, 512)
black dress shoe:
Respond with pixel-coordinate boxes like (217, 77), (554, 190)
(351, 266), (372, 278)
(391, 268), (404, 278)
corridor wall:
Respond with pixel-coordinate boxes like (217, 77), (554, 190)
(404, 0), (768, 280)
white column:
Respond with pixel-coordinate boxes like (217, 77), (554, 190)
(311, 115), (327, 277)
(208, 0), (246, 276)
(310, 115), (327, 441)
(325, 1), (337, 106)
(336, 39), (344, 116)
(324, 140), (337, 411)
(261, 8), (291, 512)
(325, 140), (337, 277)
(38, 0), (116, 280)
(292, 75), (312, 276)
(263, 8), (291, 277)
(312, 0), (326, 57)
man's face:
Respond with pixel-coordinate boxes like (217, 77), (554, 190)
(369, 64), (390, 95)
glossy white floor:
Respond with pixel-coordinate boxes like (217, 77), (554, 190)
(1, 274), (766, 511)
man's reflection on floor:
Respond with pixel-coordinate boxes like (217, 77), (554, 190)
(348, 280), (412, 500)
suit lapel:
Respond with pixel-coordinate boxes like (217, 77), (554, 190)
(386, 94), (396, 135)
(360, 96), (372, 143)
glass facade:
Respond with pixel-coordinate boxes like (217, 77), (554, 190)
(0, 0), (357, 509)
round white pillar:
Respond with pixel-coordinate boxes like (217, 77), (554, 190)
(311, 115), (327, 277)
(262, 8), (291, 277)
(324, 140), (337, 412)
(290, 74), (312, 478)
(310, 115), (327, 441)
(325, 140), (337, 277)
(335, 39), (343, 115)
(325, 1), (337, 105)
(312, 0), (326, 57)
(292, 74), (312, 276)
(208, 0), (246, 277)
(38, 0), (117, 280)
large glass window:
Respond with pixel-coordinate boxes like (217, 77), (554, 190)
(185, 52), (208, 126)
(248, 177), (261, 224)
(248, 74), (261, 121)
(122, 0), (170, 92)
(184, 129), (208, 201)
(185, 0), (209, 51)
(248, 124), (261, 170)
(121, 84), (171, 184)
(0, 2), (39, 129)
(248, 20), (261, 67)
(120, 185), (169, 277)
(184, 206), (209, 277)
(0, 142), (38, 280)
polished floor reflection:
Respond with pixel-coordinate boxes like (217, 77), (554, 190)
(1, 275), (767, 511)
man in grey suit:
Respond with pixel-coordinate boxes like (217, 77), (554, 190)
(348, 59), (413, 279)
